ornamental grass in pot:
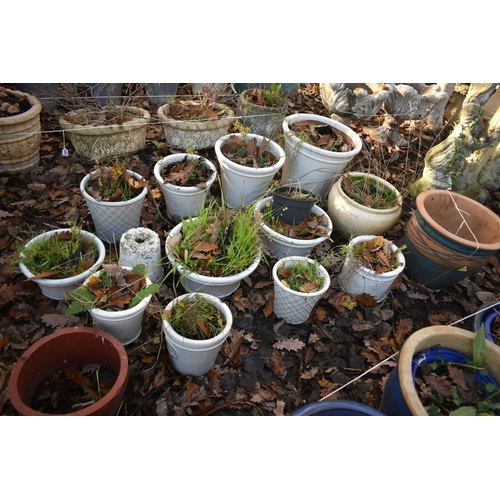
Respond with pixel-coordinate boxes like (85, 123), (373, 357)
(162, 292), (233, 376)
(165, 200), (262, 298)
(65, 263), (159, 345)
(17, 225), (106, 300)
(328, 172), (403, 239)
(80, 157), (149, 243)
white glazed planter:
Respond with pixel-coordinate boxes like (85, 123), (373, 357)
(255, 197), (333, 259)
(157, 102), (234, 150)
(163, 292), (233, 376)
(153, 153), (217, 221)
(19, 229), (106, 300)
(165, 221), (261, 299)
(85, 268), (153, 345)
(338, 235), (405, 303)
(272, 256), (331, 324)
(59, 106), (150, 161)
(282, 113), (362, 198)
(119, 227), (164, 283)
(215, 133), (285, 208)
(328, 172), (402, 239)
(80, 169), (148, 244)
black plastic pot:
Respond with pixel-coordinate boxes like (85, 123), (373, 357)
(272, 186), (317, 226)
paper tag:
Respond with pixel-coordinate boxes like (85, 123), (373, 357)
(62, 147), (69, 157)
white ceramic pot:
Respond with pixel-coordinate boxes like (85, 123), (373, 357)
(272, 256), (331, 324)
(162, 292), (233, 376)
(59, 106), (150, 161)
(338, 235), (405, 303)
(80, 169), (148, 244)
(157, 102), (234, 150)
(153, 153), (217, 221)
(327, 172), (402, 239)
(254, 197), (333, 259)
(119, 227), (164, 283)
(85, 268), (153, 345)
(18, 229), (106, 300)
(215, 133), (285, 208)
(281, 113), (362, 198)
(165, 221), (261, 299)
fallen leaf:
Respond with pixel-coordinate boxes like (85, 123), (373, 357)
(272, 338), (305, 352)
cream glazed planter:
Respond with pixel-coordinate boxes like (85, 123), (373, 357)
(165, 221), (261, 299)
(328, 172), (402, 239)
(153, 153), (217, 221)
(162, 292), (233, 376)
(338, 235), (405, 303)
(18, 228), (106, 300)
(80, 169), (148, 244)
(59, 106), (150, 161)
(84, 267), (153, 345)
(215, 133), (285, 208)
(255, 197), (333, 259)
(282, 113), (362, 198)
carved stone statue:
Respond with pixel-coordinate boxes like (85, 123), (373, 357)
(411, 83), (500, 203)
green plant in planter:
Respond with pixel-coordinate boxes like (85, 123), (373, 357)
(162, 294), (226, 340)
(86, 157), (148, 202)
(16, 225), (99, 279)
(168, 200), (262, 278)
(342, 174), (399, 209)
(416, 325), (500, 416)
(245, 84), (286, 108)
(65, 263), (159, 315)
(277, 259), (325, 293)
(341, 235), (404, 273)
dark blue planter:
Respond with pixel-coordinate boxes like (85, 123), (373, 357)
(471, 302), (500, 343)
(403, 190), (500, 289)
(291, 400), (385, 416)
(380, 347), (500, 415)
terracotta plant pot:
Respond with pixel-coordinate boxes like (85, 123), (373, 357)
(0, 88), (42, 174)
(379, 325), (500, 416)
(8, 327), (129, 416)
(404, 190), (500, 288)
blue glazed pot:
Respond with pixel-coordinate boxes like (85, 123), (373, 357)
(291, 400), (385, 416)
(404, 190), (500, 289)
(379, 325), (500, 416)
(471, 302), (500, 343)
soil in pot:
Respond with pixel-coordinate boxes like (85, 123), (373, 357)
(30, 362), (118, 415)
(219, 133), (278, 169)
(0, 86), (33, 117)
(165, 97), (230, 122)
(60, 106), (138, 127)
(342, 173), (400, 209)
(159, 155), (214, 188)
(290, 119), (355, 152)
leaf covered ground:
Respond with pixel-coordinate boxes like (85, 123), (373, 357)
(1, 83), (500, 416)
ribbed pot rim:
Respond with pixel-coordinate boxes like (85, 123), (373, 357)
(283, 113), (362, 158)
(415, 189), (500, 251)
(337, 172), (402, 214)
(153, 153), (216, 193)
(0, 89), (42, 126)
(80, 169), (148, 207)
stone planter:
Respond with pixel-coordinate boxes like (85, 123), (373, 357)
(157, 101), (233, 150)
(59, 105), (150, 161)
(404, 189), (500, 288)
(8, 326), (129, 416)
(0, 88), (42, 174)
(327, 172), (402, 239)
